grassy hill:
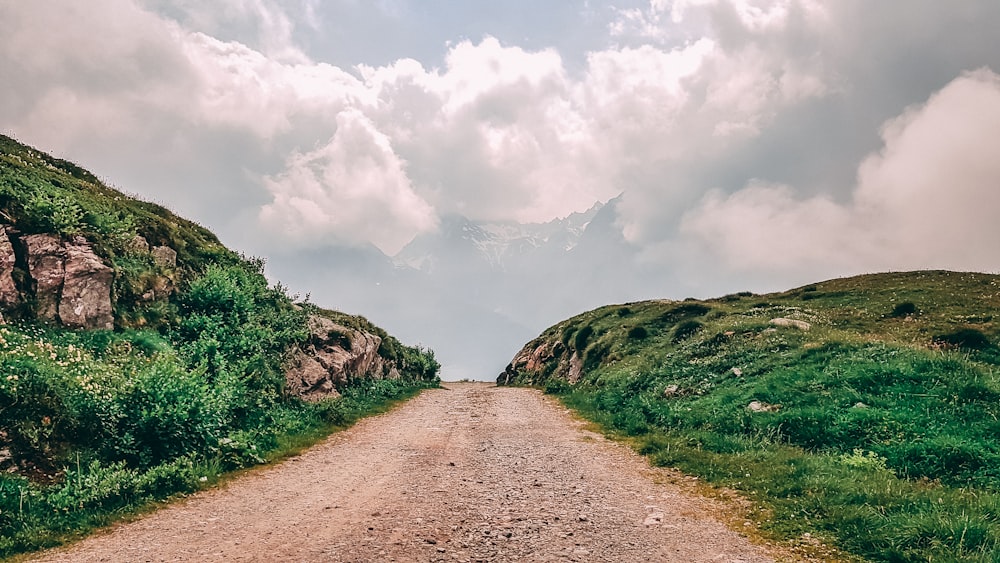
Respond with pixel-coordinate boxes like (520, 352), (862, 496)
(0, 134), (440, 558)
(500, 271), (1000, 561)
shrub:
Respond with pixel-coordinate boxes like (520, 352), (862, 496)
(118, 359), (228, 467)
(889, 302), (919, 318)
(560, 324), (577, 348)
(934, 328), (993, 351)
(23, 189), (84, 235)
(584, 340), (610, 369)
(574, 325), (594, 351)
(659, 303), (711, 325)
(627, 326), (648, 340)
(544, 378), (572, 395)
(672, 320), (703, 342)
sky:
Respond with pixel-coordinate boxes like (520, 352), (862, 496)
(2, 1), (1000, 378)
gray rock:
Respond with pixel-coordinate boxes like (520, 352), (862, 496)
(22, 233), (66, 321)
(60, 239), (114, 329)
(747, 400), (780, 413)
(128, 235), (150, 253)
(151, 245), (177, 268)
(285, 314), (407, 401)
(0, 227), (19, 308)
(567, 351), (583, 384)
(769, 318), (811, 331)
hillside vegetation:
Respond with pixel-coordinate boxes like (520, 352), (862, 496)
(0, 134), (440, 558)
(500, 271), (1000, 562)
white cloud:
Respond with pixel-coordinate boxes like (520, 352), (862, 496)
(180, 32), (368, 138)
(680, 69), (1000, 277)
(259, 109), (437, 255)
(2, 0), (998, 280)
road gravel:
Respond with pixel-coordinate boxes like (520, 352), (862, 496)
(30, 383), (794, 562)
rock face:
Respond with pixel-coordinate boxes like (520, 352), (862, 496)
(1, 228), (121, 330)
(60, 238), (114, 329)
(285, 314), (401, 401)
(151, 245), (177, 268)
(23, 233), (67, 321)
(0, 227), (20, 308)
(498, 339), (581, 386)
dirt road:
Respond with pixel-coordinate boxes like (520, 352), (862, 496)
(31, 383), (785, 562)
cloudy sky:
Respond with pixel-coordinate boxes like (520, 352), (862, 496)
(3, 1), (1000, 376)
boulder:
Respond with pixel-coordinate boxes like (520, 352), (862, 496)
(59, 238), (114, 329)
(22, 234), (66, 321)
(16, 234), (115, 329)
(770, 318), (811, 331)
(127, 235), (150, 253)
(747, 400), (781, 413)
(498, 340), (558, 385)
(567, 351), (584, 383)
(284, 314), (398, 401)
(151, 245), (177, 268)
(0, 227), (19, 308)
(285, 348), (340, 401)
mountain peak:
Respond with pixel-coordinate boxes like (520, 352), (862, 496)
(393, 201), (607, 272)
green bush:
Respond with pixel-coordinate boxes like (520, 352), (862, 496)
(22, 189), (84, 235)
(889, 301), (919, 318)
(573, 325), (594, 350)
(934, 328), (993, 351)
(672, 320), (703, 342)
(627, 326), (648, 340)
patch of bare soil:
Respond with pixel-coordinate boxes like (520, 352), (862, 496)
(29, 383), (806, 562)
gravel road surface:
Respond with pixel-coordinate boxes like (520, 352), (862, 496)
(30, 383), (790, 562)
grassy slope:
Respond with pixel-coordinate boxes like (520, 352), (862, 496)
(0, 135), (440, 558)
(503, 271), (1000, 562)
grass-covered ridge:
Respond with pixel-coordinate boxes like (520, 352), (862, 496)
(0, 135), (440, 558)
(501, 271), (1000, 562)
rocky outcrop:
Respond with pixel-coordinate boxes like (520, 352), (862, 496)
(124, 236), (176, 304)
(151, 245), (177, 268)
(21, 233), (115, 329)
(498, 339), (575, 386)
(285, 314), (401, 401)
(22, 233), (66, 321)
(0, 226), (157, 330)
(60, 238), (114, 329)
(0, 228), (19, 308)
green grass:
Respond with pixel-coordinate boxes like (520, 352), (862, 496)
(503, 271), (1000, 562)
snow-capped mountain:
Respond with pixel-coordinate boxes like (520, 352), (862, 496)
(394, 201), (605, 272)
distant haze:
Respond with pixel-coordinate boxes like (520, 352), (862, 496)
(3, 1), (1000, 379)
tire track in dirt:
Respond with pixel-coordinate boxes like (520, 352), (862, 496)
(30, 383), (788, 562)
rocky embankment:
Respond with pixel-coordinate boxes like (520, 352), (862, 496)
(0, 225), (400, 400)
(498, 336), (581, 386)
(285, 313), (403, 400)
